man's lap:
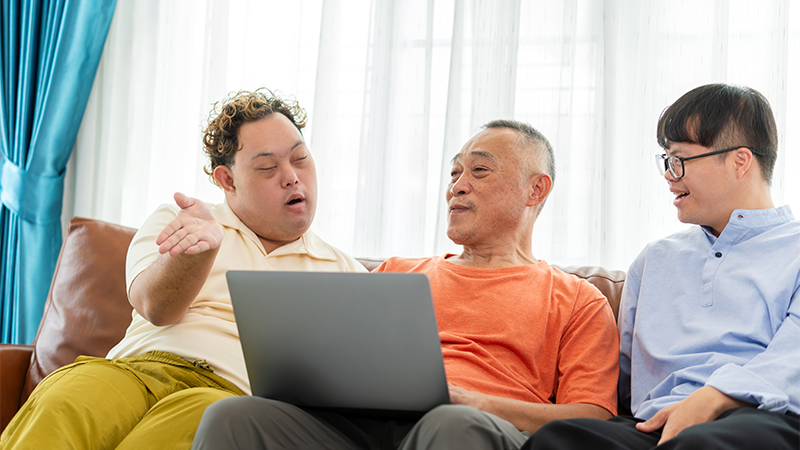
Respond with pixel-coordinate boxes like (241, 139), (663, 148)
(192, 396), (415, 450)
(193, 397), (528, 450)
(522, 407), (800, 450)
(0, 351), (242, 449)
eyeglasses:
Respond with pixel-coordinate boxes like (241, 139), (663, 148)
(655, 147), (763, 180)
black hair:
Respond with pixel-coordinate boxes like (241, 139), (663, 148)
(657, 83), (778, 184)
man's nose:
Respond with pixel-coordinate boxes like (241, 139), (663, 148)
(282, 167), (299, 187)
(449, 174), (471, 196)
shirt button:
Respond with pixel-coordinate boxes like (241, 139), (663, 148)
(737, 214), (744, 219)
(715, 252), (722, 258)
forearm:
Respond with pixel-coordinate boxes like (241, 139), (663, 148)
(697, 386), (754, 416)
(465, 394), (611, 434)
(704, 313), (800, 413)
(129, 246), (220, 326)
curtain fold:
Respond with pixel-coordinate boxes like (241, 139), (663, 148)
(0, 0), (116, 344)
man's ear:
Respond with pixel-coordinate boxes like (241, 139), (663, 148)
(527, 173), (553, 208)
(732, 147), (754, 180)
(214, 165), (236, 193)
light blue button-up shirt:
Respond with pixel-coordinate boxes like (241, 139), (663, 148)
(619, 206), (800, 420)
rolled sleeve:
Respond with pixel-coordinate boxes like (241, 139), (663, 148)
(706, 310), (800, 414)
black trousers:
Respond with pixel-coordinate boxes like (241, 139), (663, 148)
(522, 407), (800, 450)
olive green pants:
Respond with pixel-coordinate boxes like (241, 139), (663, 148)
(0, 351), (244, 449)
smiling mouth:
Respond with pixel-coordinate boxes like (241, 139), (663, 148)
(675, 192), (689, 200)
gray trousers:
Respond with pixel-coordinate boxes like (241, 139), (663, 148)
(192, 397), (530, 450)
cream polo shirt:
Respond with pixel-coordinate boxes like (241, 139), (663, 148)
(106, 201), (366, 393)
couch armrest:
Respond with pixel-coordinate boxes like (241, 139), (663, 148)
(0, 344), (34, 431)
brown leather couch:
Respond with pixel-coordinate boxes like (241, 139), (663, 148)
(0, 216), (626, 432)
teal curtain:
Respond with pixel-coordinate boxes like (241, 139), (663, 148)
(0, 0), (116, 344)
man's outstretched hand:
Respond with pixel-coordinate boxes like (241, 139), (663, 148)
(156, 192), (224, 257)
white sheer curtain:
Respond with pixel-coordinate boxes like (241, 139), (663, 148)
(63, 0), (800, 271)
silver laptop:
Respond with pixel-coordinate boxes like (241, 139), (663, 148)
(227, 270), (450, 418)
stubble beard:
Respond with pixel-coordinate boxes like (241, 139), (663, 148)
(446, 225), (477, 246)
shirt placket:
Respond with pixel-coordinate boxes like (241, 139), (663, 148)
(701, 228), (740, 307)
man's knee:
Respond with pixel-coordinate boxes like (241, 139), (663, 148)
(194, 398), (355, 450)
(197, 397), (303, 434)
(193, 397), (270, 449)
(418, 405), (496, 433)
(401, 405), (527, 450)
(199, 396), (257, 427)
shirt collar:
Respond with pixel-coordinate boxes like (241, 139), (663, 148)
(212, 200), (244, 230)
(701, 205), (795, 239)
(268, 231), (339, 261)
(210, 201), (339, 261)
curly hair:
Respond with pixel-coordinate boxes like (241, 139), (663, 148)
(203, 88), (308, 186)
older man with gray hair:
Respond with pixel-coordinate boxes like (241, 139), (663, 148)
(193, 119), (619, 450)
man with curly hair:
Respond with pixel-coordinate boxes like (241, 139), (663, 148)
(0, 89), (366, 449)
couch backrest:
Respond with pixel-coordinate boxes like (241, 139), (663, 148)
(23, 218), (626, 405)
(555, 265), (625, 319)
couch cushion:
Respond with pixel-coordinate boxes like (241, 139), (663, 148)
(21, 217), (136, 403)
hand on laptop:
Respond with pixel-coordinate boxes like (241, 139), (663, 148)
(157, 192), (224, 257)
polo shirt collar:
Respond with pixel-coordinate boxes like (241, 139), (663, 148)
(211, 201), (338, 261)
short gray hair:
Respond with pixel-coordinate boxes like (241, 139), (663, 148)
(482, 119), (556, 184)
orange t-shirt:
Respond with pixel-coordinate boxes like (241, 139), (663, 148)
(376, 255), (618, 414)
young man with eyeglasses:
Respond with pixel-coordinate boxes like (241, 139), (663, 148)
(522, 83), (800, 450)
